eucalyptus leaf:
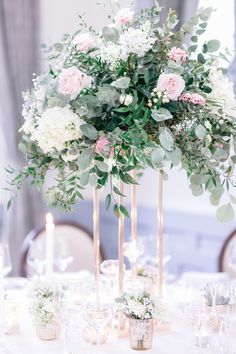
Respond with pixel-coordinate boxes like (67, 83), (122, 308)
(206, 39), (220, 52)
(77, 148), (93, 170)
(190, 183), (204, 196)
(80, 171), (89, 186)
(95, 160), (109, 172)
(159, 129), (174, 151)
(195, 124), (207, 139)
(89, 174), (98, 187)
(151, 147), (165, 164)
(80, 124), (98, 140)
(166, 147), (182, 166)
(105, 194), (111, 210)
(151, 108), (173, 122)
(102, 26), (119, 43)
(216, 203), (235, 222)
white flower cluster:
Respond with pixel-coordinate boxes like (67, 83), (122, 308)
(209, 65), (236, 118)
(32, 106), (84, 154)
(118, 291), (158, 320)
(100, 27), (155, 69)
(28, 280), (58, 326)
(21, 79), (47, 135)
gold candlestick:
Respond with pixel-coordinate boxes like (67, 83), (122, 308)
(131, 170), (137, 276)
(93, 187), (100, 308)
(118, 181), (125, 295)
(118, 181), (126, 337)
(157, 171), (164, 298)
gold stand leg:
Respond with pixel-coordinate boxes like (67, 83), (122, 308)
(131, 170), (137, 277)
(157, 171), (164, 298)
(93, 187), (100, 309)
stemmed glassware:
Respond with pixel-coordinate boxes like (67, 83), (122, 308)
(123, 240), (144, 274)
(54, 239), (74, 273)
(26, 240), (46, 277)
(82, 285), (113, 350)
(184, 281), (211, 348)
(0, 243), (13, 354)
(100, 259), (126, 300)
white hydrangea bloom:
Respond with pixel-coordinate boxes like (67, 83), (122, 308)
(127, 299), (146, 318)
(99, 44), (122, 70)
(32, 106), (83, 153)
(119, 27), (155, 60)
(99, 27), (155, 69)
(209, 66), (236, 118)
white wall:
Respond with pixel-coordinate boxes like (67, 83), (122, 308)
(39, 0), (235, 216)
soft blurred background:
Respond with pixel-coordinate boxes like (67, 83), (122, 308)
(0, 0), (236, 276)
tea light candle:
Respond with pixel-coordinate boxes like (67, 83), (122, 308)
(5, 301), (20, 335)
(195, 330), (209, 348)
(45, 213), (55, 278)
(83, 326), (109, 345)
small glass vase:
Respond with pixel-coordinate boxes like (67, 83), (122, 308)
(129, 318), (154, 350)
(36, 322), (60, 340)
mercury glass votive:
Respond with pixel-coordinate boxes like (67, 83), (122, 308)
(5, 301), (21, 335)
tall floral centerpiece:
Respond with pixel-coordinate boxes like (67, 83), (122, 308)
(7, 2), (236, 221)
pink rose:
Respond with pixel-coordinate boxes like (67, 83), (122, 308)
(95, 137), (110, 154)
(73, 32), (95, 52)
(58, 66), (90, 99)
(179, 92), (192, 102)
(168, 47), (187, 63)
(157, 73), (185, 100)
(115, 8), (134, 25)
(190, 93), (206, 106)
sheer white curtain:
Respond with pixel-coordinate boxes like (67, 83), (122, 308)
(0, 0), (45, 275)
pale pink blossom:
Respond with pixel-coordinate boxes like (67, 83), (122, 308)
(168, 47), (187, 63)
(179, 92), (192, 102)
(190, 93), (206, 106)
(58, 66), (91, 99)
(73, 32), (95, 52)
(95, 137), (110, 154)
(157, 73), (185, 100)
(115, 8), (134, 25)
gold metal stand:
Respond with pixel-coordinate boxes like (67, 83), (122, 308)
(93, 187), (100, 308)
(131, 170), (137, 276)
(157, 171), (164, 298)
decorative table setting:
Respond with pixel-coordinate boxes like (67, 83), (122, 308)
(3, 0), (236, 353)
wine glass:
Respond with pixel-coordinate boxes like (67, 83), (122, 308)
(0, 244), (13, 354)
(54, 238), (74, 273)
(184, 281), (211, 348)
(1, 244), (12, 276)
(26, 240), (46, 277)
(100, 259), (126, 300)
(83, 285), (113, 349)
(124, 240), (144, 275)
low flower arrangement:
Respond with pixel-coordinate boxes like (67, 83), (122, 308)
(116, 291), (159, 320)
(28, 281), (59, 328)
(7, 1), (236, 221)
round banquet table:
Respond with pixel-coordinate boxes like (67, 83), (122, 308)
(5, 275), (236, 354)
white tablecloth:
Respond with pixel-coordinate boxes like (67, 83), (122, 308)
(5, 277), (236, 354)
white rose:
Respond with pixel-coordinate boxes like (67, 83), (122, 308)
(32, 106), (83, 153)
(124, 94), (133, 106)
(119, 94), (133, 106)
